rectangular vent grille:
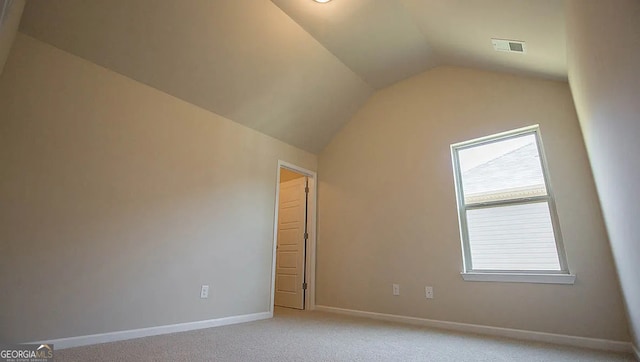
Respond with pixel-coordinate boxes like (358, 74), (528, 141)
(492, 38), (527, 54)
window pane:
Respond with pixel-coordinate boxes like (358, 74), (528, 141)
(458, 134), (547, 204)
(466, 202), (561, 271)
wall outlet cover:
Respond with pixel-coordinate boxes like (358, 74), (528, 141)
(425, 286), (434, 299)
(200, 285), (209, 299)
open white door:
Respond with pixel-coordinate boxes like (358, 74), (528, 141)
(274, 177), (307, 309)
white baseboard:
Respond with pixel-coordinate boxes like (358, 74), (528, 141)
(632, 343), (639, 361)
(30, 311), (272, 350)
(315, 305), (633, 354)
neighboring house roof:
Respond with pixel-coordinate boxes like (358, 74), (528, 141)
(462, 142), (546, 202)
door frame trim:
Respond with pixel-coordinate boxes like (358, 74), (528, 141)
(270, 160), (317, 312)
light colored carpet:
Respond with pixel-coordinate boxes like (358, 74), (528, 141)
(56, 307), (635, 361)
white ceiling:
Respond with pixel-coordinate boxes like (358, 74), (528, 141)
(18, 0), (374, 153)
(400, 0), (566, 80)
(271, 0), (439, 89)
(18, 0), (567, 153)
(274, 0), (566, 85)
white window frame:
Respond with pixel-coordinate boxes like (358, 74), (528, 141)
(451, 125), (575, 284)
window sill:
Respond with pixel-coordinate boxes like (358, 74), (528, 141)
(461, 272), (576, 285)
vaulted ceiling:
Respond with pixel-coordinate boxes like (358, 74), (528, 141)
(18, 0), (566, 153)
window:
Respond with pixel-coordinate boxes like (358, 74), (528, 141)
(451, 125), (574, 284)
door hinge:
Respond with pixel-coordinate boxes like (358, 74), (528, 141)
(304, 232), (308, 240)
(305, 186), (309, 193)
(302, 282), (307, 290)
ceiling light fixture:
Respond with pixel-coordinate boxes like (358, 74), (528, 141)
(313, 0), (332, 3)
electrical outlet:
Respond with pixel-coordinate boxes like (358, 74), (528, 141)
(425, 286), (434, 299)
(200, 285), (209, 299)
(392, 284), (400, 296)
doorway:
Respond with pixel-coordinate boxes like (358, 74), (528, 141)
(270, 161), (317, 312)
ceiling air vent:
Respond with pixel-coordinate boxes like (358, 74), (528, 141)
(0, 0), (15, 27)
(491, 38), (527, 54)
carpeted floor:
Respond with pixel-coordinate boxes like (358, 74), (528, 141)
(56, 307), (635, 361)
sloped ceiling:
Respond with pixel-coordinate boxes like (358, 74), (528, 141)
(18, 0), (374, 153)
(18, 0), (567, 153)
(400, 0), (566, 80)
(271, 0), (439, 89)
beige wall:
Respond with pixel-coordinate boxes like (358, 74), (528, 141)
(0, 34), (316, 343)
(0, 0), (24, 75)
(317, 66), (630, 341)
(566, 0), (640, 348)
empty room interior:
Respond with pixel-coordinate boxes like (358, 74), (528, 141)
(1, 0), (639, 361)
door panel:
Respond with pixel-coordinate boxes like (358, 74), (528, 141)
(275, 176), (307, 309)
